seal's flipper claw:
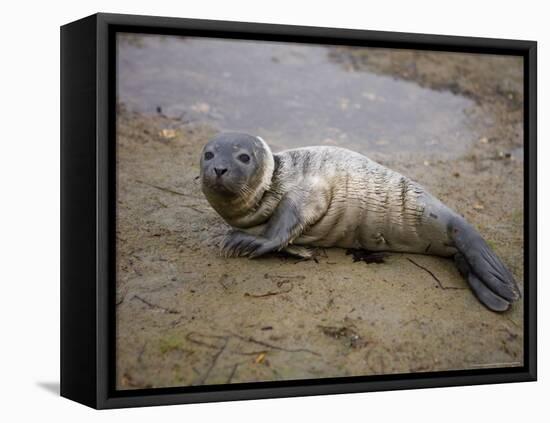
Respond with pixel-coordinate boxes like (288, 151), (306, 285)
(221, 230), (262, 258)
(283, 245), (316, 259)
(450, 217), (521, 307)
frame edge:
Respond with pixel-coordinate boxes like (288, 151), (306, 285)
(60, 13), (100, 409)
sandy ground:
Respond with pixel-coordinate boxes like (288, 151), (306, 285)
(115, 48), (524, 390)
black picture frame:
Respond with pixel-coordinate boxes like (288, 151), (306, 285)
(60, 12), (537, 409)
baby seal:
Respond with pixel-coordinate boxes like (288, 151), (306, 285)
(200, 132), (521, 312)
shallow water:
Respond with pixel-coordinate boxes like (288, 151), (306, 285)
(117, 34), (475, 157)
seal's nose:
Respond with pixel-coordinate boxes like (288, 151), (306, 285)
(214, 167), (228, 177)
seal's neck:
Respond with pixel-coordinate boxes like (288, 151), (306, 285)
(225, 152), (275, 226)
(244, 149), (275, 208)
(245, 136), (275, 212)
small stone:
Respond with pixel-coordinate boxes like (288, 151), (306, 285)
(362, 92), (377, 101)
(191, 102), (210, 113)
(339, 98), (350, 110)
(160, 129), (177, 139)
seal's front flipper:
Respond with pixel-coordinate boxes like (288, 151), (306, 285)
(219, 201), (308, 259)
(219, 229), (278, 257)
(450, 217), (520, 311)
(247, 189), (329, 259)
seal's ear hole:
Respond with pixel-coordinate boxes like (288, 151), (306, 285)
(204, 151), (214, 160)
(238, 153), (250, 163)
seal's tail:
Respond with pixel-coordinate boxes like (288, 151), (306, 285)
(449, 216), (521, 312)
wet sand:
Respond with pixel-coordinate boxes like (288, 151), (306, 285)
(115, 38), (524, 389)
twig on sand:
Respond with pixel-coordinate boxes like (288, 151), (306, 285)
(179, 204), (204, 213)
(135, 179), (187, 196)
(505, 317), (520, 328)
(186, 330), (321, 385)
(227, 349), (268, 356)
(406, 257), (465, 290)
(137, 342), (147, 363)
(244, 281), (294, 298)
(195, 338), (228, 386)
(185, 332), (228, 349)
(230, 333), (321, 356)
(264, 273), (306, 280)
(226, 363), (240, 384)
(155, 198), (168, 208)
(217, 274), (233, 291)
(135, 179), (205, 212)
(131, 295), (181, 314)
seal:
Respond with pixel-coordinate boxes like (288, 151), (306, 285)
(200, 132), (521, 312)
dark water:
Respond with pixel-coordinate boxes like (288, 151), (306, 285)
(117, 34), (475, 157)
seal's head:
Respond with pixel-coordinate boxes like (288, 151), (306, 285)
(200, 133), (274, 206)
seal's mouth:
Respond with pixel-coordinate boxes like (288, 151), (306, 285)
(202, 176), (237, 196)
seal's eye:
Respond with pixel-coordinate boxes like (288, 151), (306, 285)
(238, 153), (250, 163)
(204, 151), (214, 160)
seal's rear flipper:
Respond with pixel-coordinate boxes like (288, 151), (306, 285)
(467, 273), (511, 312)
(450, 217), (520, 311)
(454, 253), (511, 311)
